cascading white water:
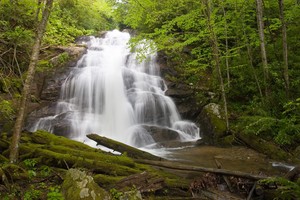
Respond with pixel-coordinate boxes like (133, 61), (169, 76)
(30, 30), (200, 150)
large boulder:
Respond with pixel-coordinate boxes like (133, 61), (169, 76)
(62, 168), (111, 200)
(196, 103), (227, 144)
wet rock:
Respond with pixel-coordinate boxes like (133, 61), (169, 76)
(164, 83), (209, 121)
(62, 168), (111, 200)
(75, 36), (92, 44)
(130, 125), (181, 147)
(143, 125), (181, 142)
(196, 103), (227, 144)
(27, 45), (87, 127)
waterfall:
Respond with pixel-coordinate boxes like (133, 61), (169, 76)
(30, 30), (200, 150)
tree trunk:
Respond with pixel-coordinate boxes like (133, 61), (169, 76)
(202, 0), (229, 132)
(279, 0), (290, 97)
(87, 134), (162, 161)
(136, 159), (268, 180)
(243, 29), (264, 101)
(221, 3), (230, 88)
(256, 0), (269, 97)
(9, 0), (53, 163)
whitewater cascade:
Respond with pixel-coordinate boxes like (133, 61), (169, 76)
(30, 30), (200, 150)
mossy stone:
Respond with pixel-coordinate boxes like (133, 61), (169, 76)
(197, 103), (227, 144)
(62, 168), (111, 200)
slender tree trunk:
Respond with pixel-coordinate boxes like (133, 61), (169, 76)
(221, 3), (230, 88)
(202, 0), (229, 132)
(9, 0), (53, 163)
(35, 0), (43, 23)
(256, 0), (269, 97)
(246, 41), (264, 100)
(242, 27), (264, 101)
(279, 0), (290, 98)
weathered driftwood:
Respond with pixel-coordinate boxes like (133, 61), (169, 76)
(87, 133), (162, 161)
(135, 159), (268, 180)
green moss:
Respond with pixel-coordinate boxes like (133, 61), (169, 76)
(236, 131), (295, 161)
(1, 163), (29, 181)
(204, 103), (227, 138)
(26, 130), (98, 151)
(62, 169), (111, 200)
(93, 174), (124, 187)
(0, 154), (8, 163)
(46, 144), (135, 168)
(19, 144), (140, 176)
(217, 135), (235, 146)
(36, 60), (53, 72)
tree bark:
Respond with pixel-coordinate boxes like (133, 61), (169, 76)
(135, 159), (268, 180)
(9, 0), (53, 163)
(202, 0), (229, 132)
(256, 0), (269, 97)
(221, 3), (230, 88)
(279, 0), (290, 97)
(87, 133), (163, 161)
(244, 31), (264, 101)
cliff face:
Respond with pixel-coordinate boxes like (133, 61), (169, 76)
(26, 45), (87, 130)
(157, 51), (227, 144)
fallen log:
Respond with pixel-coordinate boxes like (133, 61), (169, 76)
(87, 133), (162, 161)
(135, 159), (269, 180)
(235, 132), (293, 161)
(115, 171), (165, 193)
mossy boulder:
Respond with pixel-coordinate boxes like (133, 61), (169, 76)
(196, 103), (227, 144)
(62, 168), (111, 200)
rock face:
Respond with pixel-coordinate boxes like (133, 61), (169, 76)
(62, 168), (111, 200)
(130, 125), (181, 148)
(196, 103), (227, 144)
(26, 46), (86, 128)
(144, 125), (181, 142)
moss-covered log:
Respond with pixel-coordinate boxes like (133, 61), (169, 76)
(18, 143), (139, 176)
(136, 159), (268, 180)
(235, 132), (295, 161)
(87, 133), (163, 161)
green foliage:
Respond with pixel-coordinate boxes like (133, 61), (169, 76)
(24, 187), (42, 200)
(47, 186), (64, 200)
(23, 158), (38, 178)
(237, 98), (300, 148)
(0, 100), (15, 121)
(43, 0), (115, 45)
(259, 177), (300, 200)
(110, 188), (123, 200)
